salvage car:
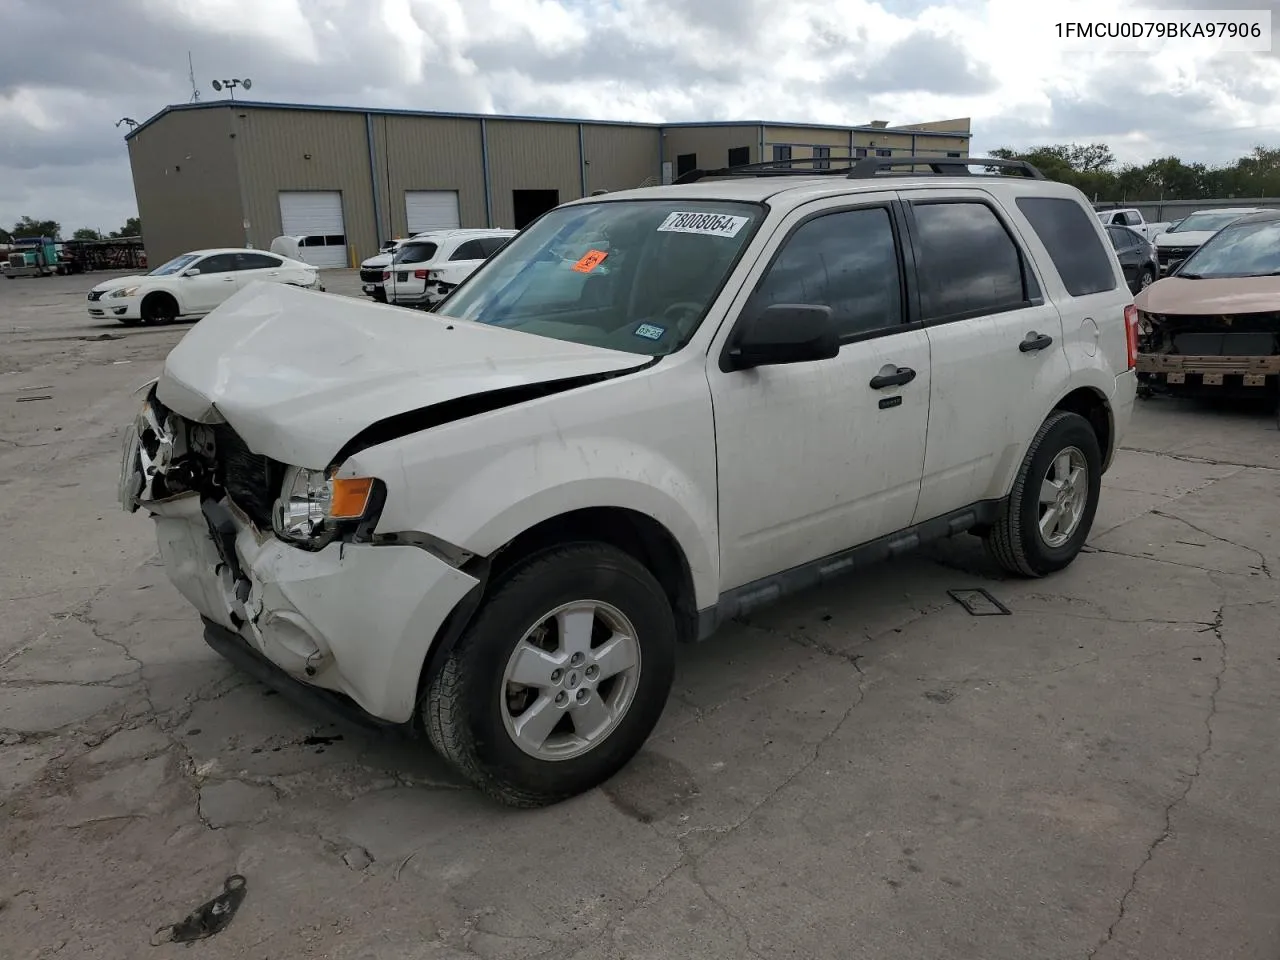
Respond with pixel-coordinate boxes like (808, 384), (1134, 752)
(383, 229), (516, 309)
(119, 157), (1137, 806)
(1134, 209), (1280, 418)
(88, 248), (322, 325)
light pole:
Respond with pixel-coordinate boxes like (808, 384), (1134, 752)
(211, 78), (253, 100)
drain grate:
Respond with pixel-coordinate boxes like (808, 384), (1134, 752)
(947, 588), (1012, 616)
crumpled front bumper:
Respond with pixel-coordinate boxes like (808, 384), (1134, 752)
(120, 410), (479, 725)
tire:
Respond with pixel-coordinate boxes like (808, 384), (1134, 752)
(1137, 266), (1155, 292)
(983, 410), (1103, 578)
(424, 542), (677, 807)
(141, 292), (177, 325)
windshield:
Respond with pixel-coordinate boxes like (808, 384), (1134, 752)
(149, 253), (200, 276)
(1176, 219), (1280, 279)
(394, 241), (438, 264)
(435, 200), (764, 355)
(1169, 212), (1252, 234)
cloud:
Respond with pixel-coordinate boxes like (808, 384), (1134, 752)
(3, 0), (1280, 235)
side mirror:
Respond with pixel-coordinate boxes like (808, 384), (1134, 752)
(726, 303), (839, 370)
(182, 267), (201, 277)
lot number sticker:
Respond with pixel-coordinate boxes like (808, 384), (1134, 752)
(657, 211), (749, 238)
(572, 249), (609, 273)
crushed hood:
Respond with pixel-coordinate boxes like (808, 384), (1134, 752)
(155, 283), (649, 468)
(1136, 276), (1280, 317)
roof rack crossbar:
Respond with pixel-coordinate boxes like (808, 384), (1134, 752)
(846, 156), (1046, 180)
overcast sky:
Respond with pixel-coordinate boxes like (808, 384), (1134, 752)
(3, 0), (1279, 235)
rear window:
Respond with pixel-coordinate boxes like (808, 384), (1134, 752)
(395, 242), (438, 264)
(1016, 197), (1118, 297)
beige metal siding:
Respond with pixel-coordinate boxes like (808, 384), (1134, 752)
(126, 107), (243, 264)
(373, 115), (486, 237)
(232, 108), (377, 264)
(485, 120), (581, 228)
(664, 126), (760, 170)
(900, 118), (972, 135)
(764, 126), (852, 150)
(582, 124), (660, 192)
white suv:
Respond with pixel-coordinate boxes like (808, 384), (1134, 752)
(383, 229), (516, 309)
(119, 157), (1137, 806)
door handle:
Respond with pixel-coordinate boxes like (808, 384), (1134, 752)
(869, 366), (916, 389)
(1019, 331), (1054, 352)
(222, 277), (236, 282)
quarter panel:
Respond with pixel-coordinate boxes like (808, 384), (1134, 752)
(343, 355), (721, 608)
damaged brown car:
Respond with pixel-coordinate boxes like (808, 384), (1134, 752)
(1134, 209), (1280, 423)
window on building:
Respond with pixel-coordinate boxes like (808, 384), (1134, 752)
(1017, 196), (1118, 297)
(748, 206), (904, 339)
(728, 146), (750, 167)
(911, 201), (1029, 320)
(853, 147), (868, 159)
(772, 144), (792, 168)
(676, 153), (698, 178)
(946, 152), (962, 158)
(875, 148), (892, 157)
(813, 146), (831, 171)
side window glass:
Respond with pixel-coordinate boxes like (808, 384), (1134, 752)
(1017, 196), (1118, 297)
(197, 254), (236, 274)
(481, 237), (509, 257)
(750, 207), (903, 338)
(1124, 212), (1142, 227)
(236, 253), (281, 270)
(450, 239), (484, 261)
(912, 202), (1027, 319)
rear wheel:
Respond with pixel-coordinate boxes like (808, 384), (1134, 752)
(141, 292), (178, 325)
(424, 542), (676, 807)
(984, 411), (1102, 577)
(1137, 266), (1155, 291)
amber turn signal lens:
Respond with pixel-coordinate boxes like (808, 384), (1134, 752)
(328, 477), (375, 519)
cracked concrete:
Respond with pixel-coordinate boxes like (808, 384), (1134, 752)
(3, 272), (1280, 959)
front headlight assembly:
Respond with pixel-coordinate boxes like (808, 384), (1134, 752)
(272, 465), (384, 548)
(109, 286), (141, 298)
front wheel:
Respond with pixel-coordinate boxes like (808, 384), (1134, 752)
(983, 410), (1102, 577)
(1137, 266), (1155, 291)
(424, 543), (677, 807)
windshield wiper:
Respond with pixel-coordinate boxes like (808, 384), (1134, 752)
(1176, 272), (1203, 279)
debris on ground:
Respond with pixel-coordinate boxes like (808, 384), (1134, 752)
(151, 875), (247, 945)
(947, 588), (1012, 616)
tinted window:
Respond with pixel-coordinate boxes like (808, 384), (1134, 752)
(913, 202), (1028, 318)
(450, 239), (486, 261)
(479, 236), (510, 257)
(395, 241), (438, 264)
(196, 254), (237, 274)
(237, 253), (282, 270)
(1017, 197), (1117, 297)
(749, 207), (903, 338)
(1123, 211), (1142, 226)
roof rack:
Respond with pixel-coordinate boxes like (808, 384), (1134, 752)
(674, 157), (853, 185)
(846, 156), (1046, 179)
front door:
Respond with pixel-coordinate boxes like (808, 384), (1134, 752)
(708, 195), (932, 592)
(901, 191), (1072, 522)
(183, 253), (241, 313)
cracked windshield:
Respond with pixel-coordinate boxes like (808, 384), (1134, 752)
(4, 1), (1279, 958)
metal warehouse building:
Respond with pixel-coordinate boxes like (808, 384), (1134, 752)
(125, 101), (972, 267)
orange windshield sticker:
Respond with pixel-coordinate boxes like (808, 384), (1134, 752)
(571, 249), (609, 273)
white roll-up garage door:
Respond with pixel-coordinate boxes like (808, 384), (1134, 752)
(278, 191), (347, 268)
(406, 191), (461, 234)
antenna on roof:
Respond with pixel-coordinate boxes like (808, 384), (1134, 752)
(188, 51), (201, 102)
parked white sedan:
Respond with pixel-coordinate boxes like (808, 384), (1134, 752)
(87, 248), (323, 325)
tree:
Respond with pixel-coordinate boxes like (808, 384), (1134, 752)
(72, 228), (102, 241)
(0, 226), (10, 244)
(109, 216), (141, 239)
(10, 216), (61, 240)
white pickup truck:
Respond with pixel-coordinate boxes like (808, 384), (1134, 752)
(1095, 208), (1171, 242)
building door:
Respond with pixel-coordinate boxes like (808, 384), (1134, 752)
(406, 191), (461, 234)
(278, 191), (347, 268)
(512, 190), (559, 230)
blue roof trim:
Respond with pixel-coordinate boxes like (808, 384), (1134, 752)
(125, 100), (971, 142)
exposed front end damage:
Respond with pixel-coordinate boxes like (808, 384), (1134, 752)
(119, 388), (480, 725)
(1135, 310), (1280, 400)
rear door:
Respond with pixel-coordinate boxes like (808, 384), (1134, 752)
(234, 252), (288, 286)
(902, 190), (1072, 522)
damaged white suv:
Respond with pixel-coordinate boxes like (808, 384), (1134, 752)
(120, 157), (1138, 806)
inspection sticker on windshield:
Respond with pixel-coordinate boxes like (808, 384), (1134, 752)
(571, 249), (609, 273)
(657, 211), (749, 238)
(634, 323), (666, 341)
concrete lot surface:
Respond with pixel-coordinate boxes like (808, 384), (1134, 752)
(2, 271), (1278, 959)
